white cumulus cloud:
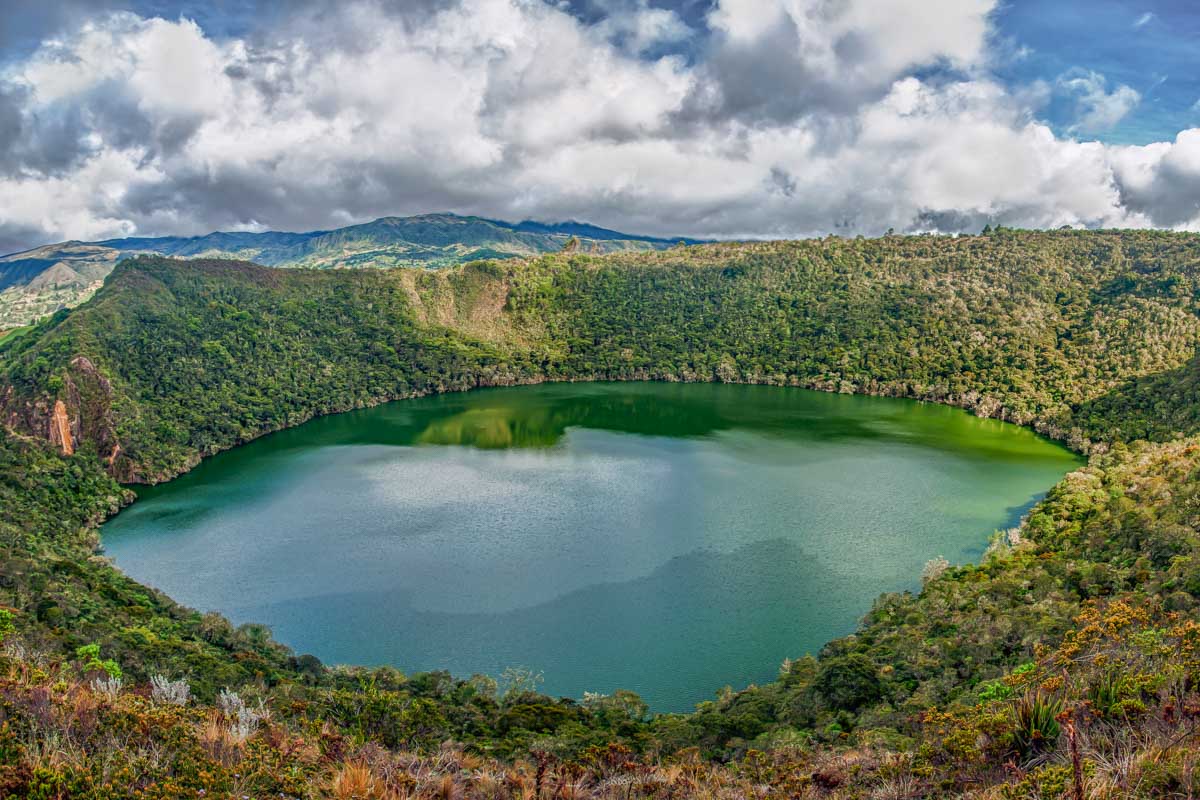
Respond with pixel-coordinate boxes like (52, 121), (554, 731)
(1057, 69), (1141, 134)
(0, 0), (1196, 252)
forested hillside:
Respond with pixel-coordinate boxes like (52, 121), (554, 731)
(0, 213), (689, 329)
(5, 228), (1200, 483)
(3, 228), (1200, 797)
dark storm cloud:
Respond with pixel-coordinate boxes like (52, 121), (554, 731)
(911, 209), (993, 233)
(678, 10), (864, 125)
(117, 156), (499, 238)
(675, 4), (962, 127)
(0, 221), (49, 255)
(0, 83), (96, 178)
(1114, 146), (1200, 228)
(0, 78), (205, 181)
(0, 87), (23, 158)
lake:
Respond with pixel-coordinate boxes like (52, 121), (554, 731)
(101, 382), (1081, 712)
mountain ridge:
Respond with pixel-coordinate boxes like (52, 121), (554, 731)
(0, 212), (699, 328)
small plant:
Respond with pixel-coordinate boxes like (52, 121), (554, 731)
(328, 762), (377, 799)
(217, 688), (243, 716)
(90, 675), (122, 699)
(1012, 690), (1062, 759)
(217, 688), (265, 743)
(75, 643), (121, 679)
(231, 703), (265, 743)
(0, 609), (14, 644)
(1087, 668), (1138, 718)
(467, 673), (498, 699)
(150, 675), (191, 706)
(498, 666), (544, 700)
(978, 680), (1013, 703)
(921, 556), (950, 583)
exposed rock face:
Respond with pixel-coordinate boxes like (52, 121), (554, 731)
(49, 400), (73, 455)
(64, 356), (123, 466)
(3, 355), (123, 466)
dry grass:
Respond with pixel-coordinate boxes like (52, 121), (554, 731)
(6, 601), (1200, 800)
(328, 761), (379, 799)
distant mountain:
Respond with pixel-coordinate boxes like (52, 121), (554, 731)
(0, 213), (697, 328)
(0, 243), (123, 328)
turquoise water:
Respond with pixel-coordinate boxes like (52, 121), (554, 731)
(101, 382), (1081, 712)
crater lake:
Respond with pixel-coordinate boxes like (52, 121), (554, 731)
(101, 382), (1082, 712)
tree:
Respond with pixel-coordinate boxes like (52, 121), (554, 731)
(814, 654), (881, 711)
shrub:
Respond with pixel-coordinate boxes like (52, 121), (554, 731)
(75, 643), (121, 679)
(0, 609), (13, 644)
(90, 675), (122, 699)
(977, 680), (1013, 704)
(150, 675), (191, 706)
(218, 688), (266, 743)
(921, 556), (950, 584)
(815, 654), (882, 712)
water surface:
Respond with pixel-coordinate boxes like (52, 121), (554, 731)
(102, 383), (1081, 711)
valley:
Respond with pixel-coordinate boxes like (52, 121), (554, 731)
(7, 1), (1200, 795)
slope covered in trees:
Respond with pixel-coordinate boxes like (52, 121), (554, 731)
(3, 228), (1200, 797)
(6, 228), (1200, 483)
(0, 213), (692, 328)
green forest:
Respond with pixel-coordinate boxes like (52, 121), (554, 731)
(4, 228), (1200, 797)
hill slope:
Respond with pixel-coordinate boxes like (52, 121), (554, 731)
(0, 213), (693, 328)
(5, 228), (1200, 482)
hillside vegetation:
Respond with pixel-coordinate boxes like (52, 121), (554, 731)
(3, 228), (1200, 797)
(0, 213), (687, 328)
(6, 228), (1200, 482)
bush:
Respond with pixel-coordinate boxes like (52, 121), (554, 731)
(150, 675), (191, 706)
(815, 654), (882, 712)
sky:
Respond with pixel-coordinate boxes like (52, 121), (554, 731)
(3, 0), (1200, 252)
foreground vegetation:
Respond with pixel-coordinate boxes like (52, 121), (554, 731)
(4, 228), (1200, 796)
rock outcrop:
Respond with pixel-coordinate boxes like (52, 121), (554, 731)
(48, 399), (73, 455)
(3, 355), (123, 467)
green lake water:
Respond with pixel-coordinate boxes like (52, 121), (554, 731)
(101, 382), (1081, 712)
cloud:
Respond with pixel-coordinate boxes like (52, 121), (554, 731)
(0, 0), (1197, 252)
(1057, 70), (1141, 134)
(596, 5), (692, 55)
(0, 2), (696, 244)
(1111, 131), (1200, 229)
(1133, 11), (1155, 29)
(685, 0), (998, 123)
